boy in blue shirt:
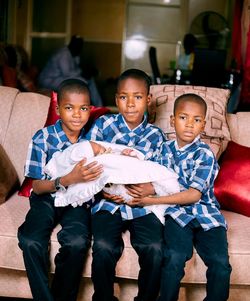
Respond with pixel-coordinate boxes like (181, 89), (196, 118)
(128, 93), (232, 301)
(86, 69), (166, 301)
(18, 79), (103, 301)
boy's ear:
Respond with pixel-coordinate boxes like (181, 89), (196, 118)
(202, 120), (206, 131)
(56, 105), (59, 114)
(115, 94), (119, 106)
(147, 93), (152, 105)
(170, 115), (175, 127)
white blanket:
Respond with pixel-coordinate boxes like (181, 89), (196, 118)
(44, 141), (180, 223)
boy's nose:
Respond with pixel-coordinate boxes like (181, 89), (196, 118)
(127, 96), (135, 107)
(186, 119), (194, 127)
(73, 110), (81, 117)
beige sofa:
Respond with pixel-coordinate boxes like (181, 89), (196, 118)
(0, 86), (250, 301)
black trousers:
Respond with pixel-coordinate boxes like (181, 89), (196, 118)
(18, 192), (91, 301)
(158, 217), (232, 301)
(91, 210), (164, 301)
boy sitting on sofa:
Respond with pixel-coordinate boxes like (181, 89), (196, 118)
(128, 93), (232, 301)
(18, 79), (103, 301)
(86, 68), (166, 301)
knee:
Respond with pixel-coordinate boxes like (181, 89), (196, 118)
(163, 249), (187, 271)
(93, 238), (122, 261)
(18, 230), (47, 254)
(136, 241), (163, 263)
(64, 235), (90, 256)
(207, 254), (232, 276)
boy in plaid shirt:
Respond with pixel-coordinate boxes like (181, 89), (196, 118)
(18, 79), (103, 301)
(128, 93), (232, 301)
(86, 69), (166, 301)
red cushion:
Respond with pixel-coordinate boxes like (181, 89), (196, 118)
(214, 141), (250, 217)
(44, 91), (60, 126)
(18, 91), (110, 197)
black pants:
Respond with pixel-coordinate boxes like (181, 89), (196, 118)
(91, 210), (164, 301)
(158, 217), (232, 301)
(18, 192), (91, 301)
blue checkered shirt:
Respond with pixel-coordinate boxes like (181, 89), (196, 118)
(25, 119), (86, 183)
(159, 136), (227, 231)
(85, 113), (166, 220)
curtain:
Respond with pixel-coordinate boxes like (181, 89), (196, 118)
(240, 0), (250, 107)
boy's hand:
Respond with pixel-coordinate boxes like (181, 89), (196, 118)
(102, 191), (125, 204)
(127, 196), (156, 207)
(68, 158), (103, 184)
(125, 183), (155, 198)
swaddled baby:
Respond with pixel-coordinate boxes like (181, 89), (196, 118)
(44, 141), (180, 223)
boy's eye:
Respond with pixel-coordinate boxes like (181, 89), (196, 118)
(120, 95), (127, 100)
(135, 95), (142, 100)
(194, 118), (202, 123)
(81, 107), (89, 111)
(65, 106), (72, 110)
(179, 115), (186, 120)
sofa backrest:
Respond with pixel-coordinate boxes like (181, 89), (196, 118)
(0, 86), (50, 182)
(227, 112), (250, 147)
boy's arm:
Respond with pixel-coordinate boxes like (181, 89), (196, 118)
(127, 187), (201, 207)
(33, 158), (103, 195)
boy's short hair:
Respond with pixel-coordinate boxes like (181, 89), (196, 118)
(57, 78), (90, 103)
(117, 68), (152, 94)
(174, 93), (207, 116)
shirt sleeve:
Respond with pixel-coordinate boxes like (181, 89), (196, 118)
(187, 148), (219, 194)
(24, 132), (47, 180)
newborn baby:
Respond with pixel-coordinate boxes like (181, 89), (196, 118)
(44, 141), (180, 223)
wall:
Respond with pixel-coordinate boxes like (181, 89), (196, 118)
(71, 0), (126, 81)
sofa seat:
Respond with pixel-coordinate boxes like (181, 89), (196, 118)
(1, 192), (250, 300)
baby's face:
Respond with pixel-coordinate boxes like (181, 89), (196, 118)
(98, 144), (107, 155)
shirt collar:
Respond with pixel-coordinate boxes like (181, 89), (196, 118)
(174, 135), (201, 152)
(118, 113), (148, 135)
(54, 119), (85, 144)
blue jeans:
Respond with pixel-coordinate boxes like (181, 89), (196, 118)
(91, 210), (164, 301)
(158, 216), (232, 301)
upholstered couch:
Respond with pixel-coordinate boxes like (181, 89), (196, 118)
(0, 85), (249, 301)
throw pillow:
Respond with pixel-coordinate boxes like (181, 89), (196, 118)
(214, 141), (250, 217)
(18, 91), (110, 197)
(0, 144), (19, 203)
(149, 85), (231, 158)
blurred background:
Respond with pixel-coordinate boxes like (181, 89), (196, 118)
(0, 0), (249, 111)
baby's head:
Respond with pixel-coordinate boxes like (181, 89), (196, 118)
(171, 93), (207, 147)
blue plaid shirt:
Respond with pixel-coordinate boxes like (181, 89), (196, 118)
(159, 136), (227, 231)
(85, 113), (166, 220)
(25, 119), (86, 183)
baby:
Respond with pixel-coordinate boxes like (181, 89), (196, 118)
(44, 141), (180, 223)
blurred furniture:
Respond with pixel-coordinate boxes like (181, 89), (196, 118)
(0, 86), (250, 300)
(149, 46), (162, 84)
(191, 48), (227, 88)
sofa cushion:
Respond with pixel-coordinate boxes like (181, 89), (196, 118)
(214, 141), (250, 217)
(3, 91), (51, 181)
(0, 86), (19, 145)
(149, 85), (231, 158)
(0, 145), (19, 204)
